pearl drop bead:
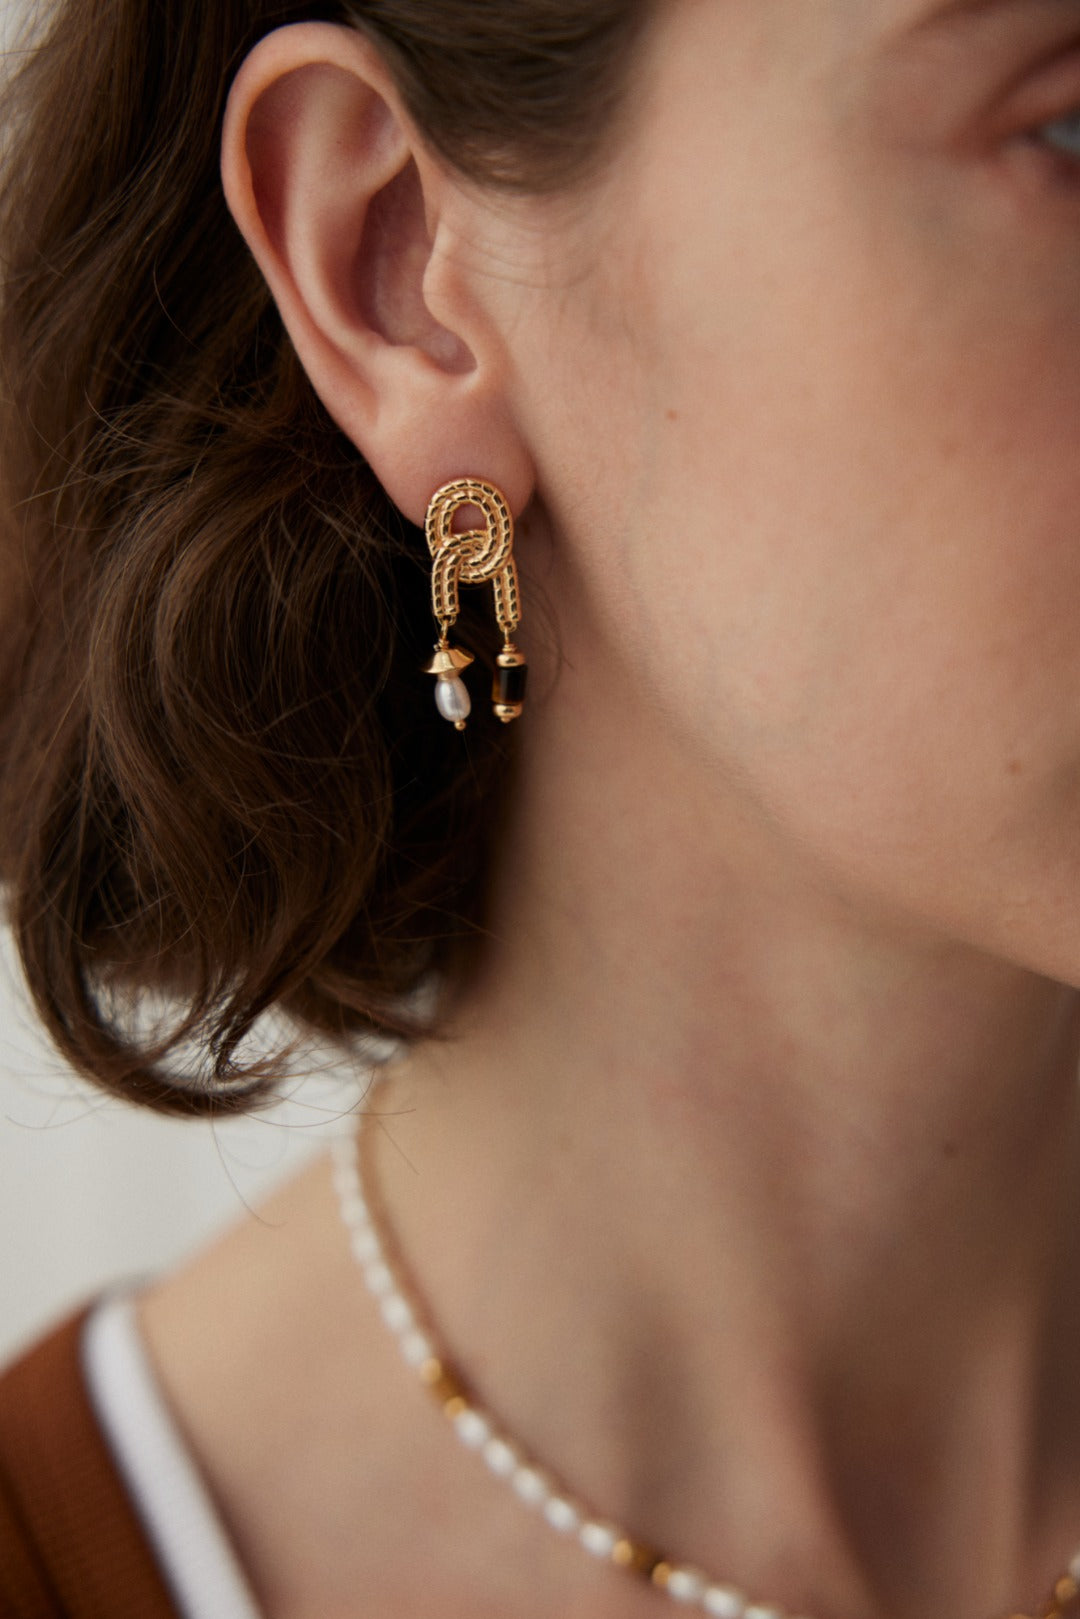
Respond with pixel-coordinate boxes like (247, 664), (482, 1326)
(705, 1587), (748, 1618)
(580, 1521), (620, 1560)
(435, 674), (471, 725)
(543, 1496), (582, 1535)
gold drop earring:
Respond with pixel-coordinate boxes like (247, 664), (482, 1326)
(422, 478), (527, 731)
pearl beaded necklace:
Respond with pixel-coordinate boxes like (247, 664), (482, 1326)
(330, 1113), (1080, 1619)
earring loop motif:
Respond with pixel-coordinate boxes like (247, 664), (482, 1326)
(422, 478), (528, 731)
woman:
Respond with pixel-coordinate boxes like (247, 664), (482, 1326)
(4, 0), (1080, 1614)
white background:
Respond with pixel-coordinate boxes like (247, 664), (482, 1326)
(0, 929), (343, 1364)
(1, 0), (35, 53)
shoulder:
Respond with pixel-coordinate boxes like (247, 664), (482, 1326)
(0, 1305), (181, 1618)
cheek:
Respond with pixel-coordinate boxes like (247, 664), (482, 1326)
(566, 155), (1080, 961)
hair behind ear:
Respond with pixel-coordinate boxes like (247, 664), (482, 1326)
(0, 0), (520, 1109)
(0, 0), (648, 1111)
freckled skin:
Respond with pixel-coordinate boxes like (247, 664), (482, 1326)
(491, 0), (1080, 986)
(183, 7), (1080, 1619)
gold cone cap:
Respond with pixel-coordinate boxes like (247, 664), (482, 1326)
(423, 644), (475, 677)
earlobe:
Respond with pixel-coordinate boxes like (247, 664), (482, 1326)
(220, 21), (534, 525)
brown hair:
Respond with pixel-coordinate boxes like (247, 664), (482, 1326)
(0, 0), (649, 1113)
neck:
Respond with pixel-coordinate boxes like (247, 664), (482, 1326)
(371, 657), (1080, 1619)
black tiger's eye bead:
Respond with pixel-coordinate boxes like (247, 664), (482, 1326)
(494, 661), (529, 706)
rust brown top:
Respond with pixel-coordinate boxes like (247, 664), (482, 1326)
(0, 1306), (180, 1619)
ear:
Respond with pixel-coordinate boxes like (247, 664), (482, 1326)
(220, 21), (534, 526)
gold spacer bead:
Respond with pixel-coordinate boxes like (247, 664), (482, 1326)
(430, 1373), (463, 1405)
(1055, 1578), (1080, 1613)
(443, 1394), (468, 1420)
(612, 1539), (661, 1576)
(419, 1358), (464, 1407)
(652, 1562), (674, 1589)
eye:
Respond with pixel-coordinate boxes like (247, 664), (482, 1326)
(1039, 110), (1080, 160)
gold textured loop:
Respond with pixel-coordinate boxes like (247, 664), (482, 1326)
(492, 560), (521, 638)
(425, 479), (520, 637)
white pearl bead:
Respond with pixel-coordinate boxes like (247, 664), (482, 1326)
(363, 1261), (394, 1297)
(330, 1160), (359, 1197)
(337, 1190), (368, 1227)
(667, 1567), (709, 1603)
(704, 1586), (748, 1618)
(482, 1437), (520, 1478)
(380, 1293), (414, 1334)
(1070, 1551), (1080, 1582)
(579, 1521), (620, 1560)
(349, 1227), (381, 1265)
(512, 1466), (551, 1508)
(435, 674), (471, 724)
(334, 1079), (811, 1619)
(401, 1329), (436, 1368)
(454, 1408), (492, 1450)
(543, 1496), (582, 1535)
